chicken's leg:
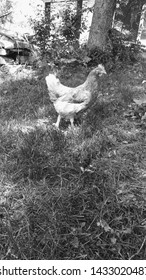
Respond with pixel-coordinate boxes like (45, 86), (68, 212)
(70, 117), (74, 128)
(54, 114), (61, 128)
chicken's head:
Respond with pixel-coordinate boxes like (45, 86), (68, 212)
(93, 64), (107, 76)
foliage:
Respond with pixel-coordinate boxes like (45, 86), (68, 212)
(0, 0), (12, 24)
(32, 17), (74, 60)
(32, 17), (50, 56)
(31, 0), (142, 67)
(32, 18), (77, 62)
(31, 5), (87, 61)
(87, 28), (141, 70)
(61, 6), (86, 41)
(109, 29), (141, 63)
(61, 7), (78, 40)
(115, 0), (145, 39)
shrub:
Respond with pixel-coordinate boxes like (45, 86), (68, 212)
(87, 29), (141, 70)
(31, 6), (87, 63)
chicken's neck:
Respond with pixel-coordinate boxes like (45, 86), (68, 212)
(84, 74), (97, 90)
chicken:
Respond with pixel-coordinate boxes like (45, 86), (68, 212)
(45, 64), (106, 128)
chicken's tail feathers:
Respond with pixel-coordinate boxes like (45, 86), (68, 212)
(45, 74), (61, 102)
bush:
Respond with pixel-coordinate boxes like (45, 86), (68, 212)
(31, 6), (88, 64)
(61, 8), (78, 41)
(87, 29), (141, 70)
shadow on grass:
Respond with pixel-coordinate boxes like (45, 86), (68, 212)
(0, 76), (56, 123)
(1, 120), (146, 259)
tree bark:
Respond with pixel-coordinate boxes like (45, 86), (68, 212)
(87, 0), (116, 51)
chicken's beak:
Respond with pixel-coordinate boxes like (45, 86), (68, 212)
(99, 70), (106, 76)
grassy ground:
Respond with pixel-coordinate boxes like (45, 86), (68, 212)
(0, 61), (146, 260)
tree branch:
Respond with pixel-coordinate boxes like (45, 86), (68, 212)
(0, 11), (12, 19)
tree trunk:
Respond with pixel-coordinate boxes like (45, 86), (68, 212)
(74, 0), (83, 39)
(125, 0), (145, 41)
(87, 0), (116, 51)
(115, 0), (145, 41)
(45, 2), (51, 37)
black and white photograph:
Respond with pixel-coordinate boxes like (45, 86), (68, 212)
(0, 0), (146, 271)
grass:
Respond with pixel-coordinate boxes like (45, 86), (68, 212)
(0, 62), (146, 259)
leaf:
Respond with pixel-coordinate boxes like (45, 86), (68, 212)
(97, 219), (114, 233)
(142, 113), (146, 121)
(80, 222), (86, 228)
(121, 228), (132, 234)
(133, 97), (146, 105)
(83, 56), (91, 63)
(70, 237), (79, 248)
(111, 237), (117, 244)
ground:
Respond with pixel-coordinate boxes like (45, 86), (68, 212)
(0, 59), (146, 260)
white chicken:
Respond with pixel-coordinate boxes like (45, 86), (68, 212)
(45, 64), (106, 128)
